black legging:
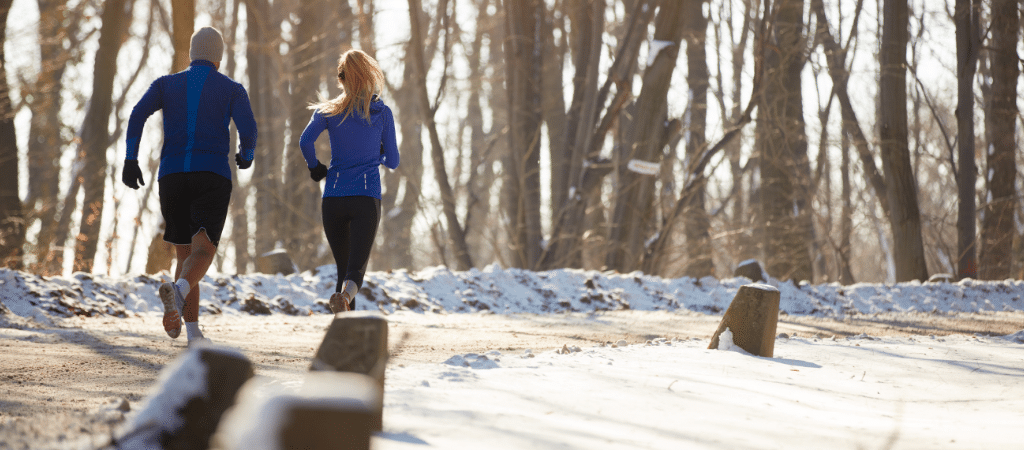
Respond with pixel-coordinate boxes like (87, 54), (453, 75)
(322, 196), (381, 309)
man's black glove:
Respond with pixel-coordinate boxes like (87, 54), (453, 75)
(122, 160), (145, 190)
(236, 153), (253, 169)
(309, 162), (328, 182)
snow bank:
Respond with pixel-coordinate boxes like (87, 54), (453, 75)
(1, 266), (1022, 323)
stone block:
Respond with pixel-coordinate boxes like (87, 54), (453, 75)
(734, 259), (767, 282)
(117, 344), (254, 450)
(310, 311), (389, 430)
(708, 283), (780, 357)
(256, 249), (296, 275)
(213, 373), (381, 450)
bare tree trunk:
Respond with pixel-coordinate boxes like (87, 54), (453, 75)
(246, 0), (284, 257)
(605, 0), (687, 273)
(409, 0), (472, 269)
(811, 0), (890, 217)
(0, 0), (24, 269)
(378, 39), (425, 271)
(682, 0), (712, 278)
(503, 0), (543, 269)
(757, 0), (813, 282)
(717, 0), (754, 266)
(226, 0), (251, 273)
(171, 0), (195, 72)
(979, 0), (1018, 280)
(461, 0), (496, 266)
(27, 0), (78, 273)
(540, 0), (604, 269)
(542, 0), (653, 270)
(355, 0), (376, 56)
(74, 0), (131, 273)
(540, 2), (567, 235)
(954, 0), (979, 280)
(839, 130), (855, 284)
(879, 0), (928, 282)
(284, 0), (326, 271)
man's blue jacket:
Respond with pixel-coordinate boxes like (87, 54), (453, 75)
(126, 60), (257, 180)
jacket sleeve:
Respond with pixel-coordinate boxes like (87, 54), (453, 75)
(380, 106), (400, 169)
(231, 83), (258, 161)
(299, 111), (327, 168)
(125, 79), (163, 161)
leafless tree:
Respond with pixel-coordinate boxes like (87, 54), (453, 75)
(954, 0), (979, 279)
(0, 0), (24, 269)
(879, 0), (928, 281)
(503, 0), (543, 269)
(978, 0), (1017, 280)
(682, 0), (713, 278)
(756, 0), (814, 282)
(74, 0), (133, 272)
(409, 0), (472, 269)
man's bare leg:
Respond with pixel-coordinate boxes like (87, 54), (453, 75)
(172, 244), (201, 323)
(161, 230), (216, 340)
(177, 230), (215, 342)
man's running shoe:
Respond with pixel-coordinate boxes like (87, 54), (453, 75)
(159, 282), (185, 339)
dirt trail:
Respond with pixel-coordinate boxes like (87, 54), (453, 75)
(0, 310), (1021, 449)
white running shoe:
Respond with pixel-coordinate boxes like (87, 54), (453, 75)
(158, 282), (185, 339)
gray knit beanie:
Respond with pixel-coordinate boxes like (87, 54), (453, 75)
(190, 27), (224, 63)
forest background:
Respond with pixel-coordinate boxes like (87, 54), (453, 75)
(0, 0), (1021, 284)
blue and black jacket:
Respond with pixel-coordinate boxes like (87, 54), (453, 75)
(126, 60), (257, 180)
(299, 97), (400, 199)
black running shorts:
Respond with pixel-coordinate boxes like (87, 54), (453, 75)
(158, 172), (233, 246)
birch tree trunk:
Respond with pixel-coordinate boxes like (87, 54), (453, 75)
(74, 0), (130, 272)
(879, 0), (928, 282)
(979, 0), (1016, 280)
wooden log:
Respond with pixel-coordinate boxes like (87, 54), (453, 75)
(117, 345), (254, 450)
(708, 284), (780, 357)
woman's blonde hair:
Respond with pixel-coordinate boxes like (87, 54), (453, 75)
(309, 49), (385, 123)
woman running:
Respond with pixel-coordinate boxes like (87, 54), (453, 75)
(299, 49), (399, 313)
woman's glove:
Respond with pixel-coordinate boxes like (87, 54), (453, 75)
(309, 162), (328, 182)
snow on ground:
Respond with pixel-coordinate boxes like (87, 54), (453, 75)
(376, 332), (1024, 450)
(2, 265), (1023, 449)
(2, 264), (1023, 324)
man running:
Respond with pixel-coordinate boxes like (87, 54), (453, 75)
(122, 27), (257, 346)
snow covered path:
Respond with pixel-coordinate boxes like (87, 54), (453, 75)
(378, 334), (1024, 450)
